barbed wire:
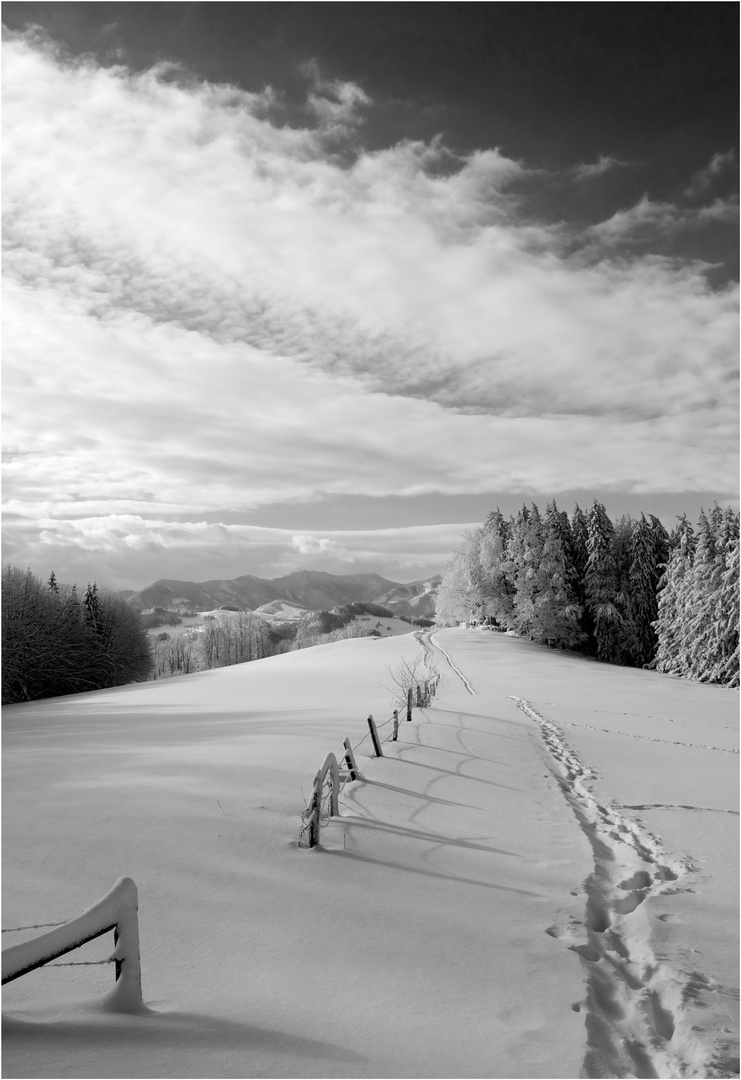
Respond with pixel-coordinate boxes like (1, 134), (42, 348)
(47, 958), (114, 968)
(298, 674), (441, 845)
(2, 921), (68, 934)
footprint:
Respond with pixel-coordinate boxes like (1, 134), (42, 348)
(568, 943), (601, 962)
(645, 990), (675, 1040)
(614, 890), (648, 915)
(586, 899), (611, 933)
(618, 870), (652, 890)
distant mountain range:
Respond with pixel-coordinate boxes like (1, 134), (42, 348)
(127, 570), (441, 619)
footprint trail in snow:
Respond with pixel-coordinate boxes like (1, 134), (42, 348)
(511, 696), (733, 1080)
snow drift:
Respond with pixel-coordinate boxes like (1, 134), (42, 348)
(2, 629), (737, 1078)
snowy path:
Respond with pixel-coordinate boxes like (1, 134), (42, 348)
(3, 630), (737, 1078)
(512, 697), (705, 1078)
(424, 631), (477, 695)
(435, 629), (739, 1079)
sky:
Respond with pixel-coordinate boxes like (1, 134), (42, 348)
(2, 3), (738, 591)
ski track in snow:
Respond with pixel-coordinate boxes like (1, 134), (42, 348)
(558, 719), (738, 756)
(426, 632), (477, 695)
(510, 695), (731, 1080)
(623, 804), (739, 816)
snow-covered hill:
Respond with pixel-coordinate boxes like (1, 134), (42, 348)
(3, 630), (737, 1078)
(127, 570), (439, 618)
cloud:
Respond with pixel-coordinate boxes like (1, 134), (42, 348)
(291, 534), (345, 557)
(2, 32), (738, 588)
(299, 59), (371, 135)
(585, 194), (739, 245)
(572, 155), (626, 181)
(3, 508), (475, 587)
(685, 149), (737, 198)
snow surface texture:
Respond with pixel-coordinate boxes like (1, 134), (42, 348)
(2, 629), (738, 1078)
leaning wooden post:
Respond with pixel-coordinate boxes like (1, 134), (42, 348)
(321, 753), (340, 818)
(392, 709), (399, 741)
(367, 714), (383, 757)
(343, 738), (358, 781)
(307, 768), (322, 848)
(416, 683), (423, 707)
(305, 753), (340, 848)
(406, 686), (413, 721)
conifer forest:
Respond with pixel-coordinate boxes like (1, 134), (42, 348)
(1, 567), (153, 703)
(435, 501), (739, 687)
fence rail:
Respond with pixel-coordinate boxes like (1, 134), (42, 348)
(2, 876), (143, 1013)
(300, 674), (440, 848)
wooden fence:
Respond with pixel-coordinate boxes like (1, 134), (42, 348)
(2, 876), (143, 1013)
(300, 674), (440, 848)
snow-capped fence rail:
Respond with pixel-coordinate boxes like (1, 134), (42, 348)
(1, 876), (143, 1013)
(300, 675), (440, 848)
(303, 753), (341, 848)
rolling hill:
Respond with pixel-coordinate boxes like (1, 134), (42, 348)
(128, 570), (440, 619)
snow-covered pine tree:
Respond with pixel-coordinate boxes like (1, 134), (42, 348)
(611, 516), (638, 664)
(585, 501), (623, 662)
(683, 508), (740, 684)
(570, 504), (592, 648)
(653, 516), (695, 677)
(510, 504), (544, 638)
(680, 510), (720, 680)
(628, 514), (669, 667)
(708, 513), (740, 686)
(528, 501), (584, 648)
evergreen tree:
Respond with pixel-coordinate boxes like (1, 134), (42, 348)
(478, 509), (515, 627)
(528, 501), (584, 648)
(683, 508), (740, 684)
(628, 514), (669, 667)
(709, 524), (739, 686)
(653, 517), (695, 677)
(2, 567), (152, 703)
(585, 501), (623, 662)
(510, 504), (544, 638)
(83, 582), (102, 636)
(570, 504), (592, 649)
(611, 516), (638, 664)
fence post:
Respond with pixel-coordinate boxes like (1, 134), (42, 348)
(107, 878), (142, 1012)
(392, 709), (399, 741)
(407, 686), (413, 721)
(307, 768), (321, 848)
(343, 738), (358, 780)
(367, 714), (383, 757)
(1, 877), (143, 1014)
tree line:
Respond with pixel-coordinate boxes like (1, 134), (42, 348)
(2, 566), (153, 704)
(152, 611), (292, 677)
(151, 603), (407, 678)
(435, 501), (739, 687)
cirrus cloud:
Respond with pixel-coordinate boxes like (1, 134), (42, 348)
(2, 30), (737, 589)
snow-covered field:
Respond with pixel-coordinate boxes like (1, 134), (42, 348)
(2, 629), (738, 1078)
